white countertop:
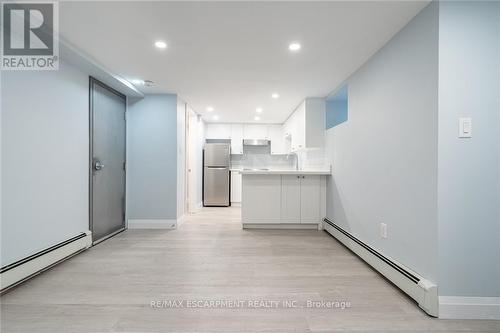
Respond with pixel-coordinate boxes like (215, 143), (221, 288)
(236, 169), (331, 175)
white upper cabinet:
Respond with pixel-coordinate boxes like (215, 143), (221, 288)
(205, 99), (324, 153)
(243, 124), (269, 140)
(284, 98), (325, 152)
(205, 123), (231, 139)
(268, 124), (286, 155)
(230, 124), (244, 154)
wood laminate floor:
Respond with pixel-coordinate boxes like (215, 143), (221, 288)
(1, 206), (499, 332)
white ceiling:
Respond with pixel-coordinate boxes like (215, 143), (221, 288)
(59, 1), (429, 123)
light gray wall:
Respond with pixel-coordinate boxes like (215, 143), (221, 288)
(127, 95), (178, 220)
(325, 3), (439, 281)
(1, 61), (89, 266)
(437, 0), (500, 297)
(196, 117), (205, 208)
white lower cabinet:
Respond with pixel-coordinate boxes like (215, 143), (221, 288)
(242, 174), (323, 226)
(281, 175), (301, 223)
(241, 175), (281, 224)
(231, 171), (242, 203)
(299, 175), (321, 223)
(281, 175), (321, 224)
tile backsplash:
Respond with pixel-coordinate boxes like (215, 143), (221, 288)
(231, 145), (297, 170)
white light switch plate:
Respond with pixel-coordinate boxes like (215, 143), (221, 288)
(380, 223), (387, 239)
(459, 117), (472, 138)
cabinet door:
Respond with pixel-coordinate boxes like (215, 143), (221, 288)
(300, 175), (321, 224)
(268, 125), (285, 154)
(230, 124), (243, 154)
(206, 123), (231, 139)
(304, 98), (326, 149)
(243, 124), (268, 140)
(230, 171), (242, 203)
(293, 103), (306, 151)
(242, 175), (281, 223)
(281, 175), (301, 224)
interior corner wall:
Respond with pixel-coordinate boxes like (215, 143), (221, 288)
(325, 2), (439, 282)
(437, 0), (500, 297)
(127, 94), (178, 221)
(177, 98), (186, 219)
(196, 115), (205, 209)
(1, 61), (89, 266)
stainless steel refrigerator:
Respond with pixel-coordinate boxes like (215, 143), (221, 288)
(203, 143), (230, 206)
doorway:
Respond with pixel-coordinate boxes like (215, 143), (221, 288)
(89, 78), (126, 244)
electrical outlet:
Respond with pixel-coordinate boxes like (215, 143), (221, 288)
(380, 223), (387, 239)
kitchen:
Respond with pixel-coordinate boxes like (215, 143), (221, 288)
(3, 1), (498, 331)
(200, 97), (331, 229)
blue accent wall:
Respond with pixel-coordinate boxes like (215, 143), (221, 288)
(326, 98), (348, 129)
(127, 94), (178, 219)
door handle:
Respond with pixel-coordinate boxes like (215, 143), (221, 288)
(94, 160), (105, 171)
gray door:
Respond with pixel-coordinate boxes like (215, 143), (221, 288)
(90, 78), (126, 243)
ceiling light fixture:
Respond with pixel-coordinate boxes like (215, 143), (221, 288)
(254, 116), (261, 121)
(154, 41), (167, 49)
(206, 106), (214, 112)
(212, 115), (219, 120)
(288, 42), (301, 52)
(131, 79), (144, 85)
(271, 93), (279, 99)
(256, 107), (263, 113)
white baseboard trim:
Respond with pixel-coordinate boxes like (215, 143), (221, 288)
(127, 219), (177, 229)
(176, 215), (186, 227)
(439, 296), (500, 320)
(242, 223), (319, 230)
(1, 231), (92, 292)
(323, 218), (438, 317)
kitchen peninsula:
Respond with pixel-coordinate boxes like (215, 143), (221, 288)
(240, 169), (331, 229)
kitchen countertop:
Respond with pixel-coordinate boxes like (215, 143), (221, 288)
(237, 169), (331, 175)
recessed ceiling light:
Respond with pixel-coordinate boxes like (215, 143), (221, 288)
(289, 42), (301, 52)
(256, 107), (263, 113)
(131, 79), (144, 85)
(254, 116), (261, 121)
(212, 115), (219, 120)
(206, 106), (214, 112)
(154, 41), (167, 49)
(271, 93), (279, 99)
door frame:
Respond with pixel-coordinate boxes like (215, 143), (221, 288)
(89, 77), (127, 244)
(186, 108), (199, 213)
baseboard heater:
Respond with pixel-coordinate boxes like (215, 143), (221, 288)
(0, 231), (92, 293)
(323, 218), (438, 317)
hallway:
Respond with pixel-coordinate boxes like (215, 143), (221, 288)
(1, 207), (498, 332)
